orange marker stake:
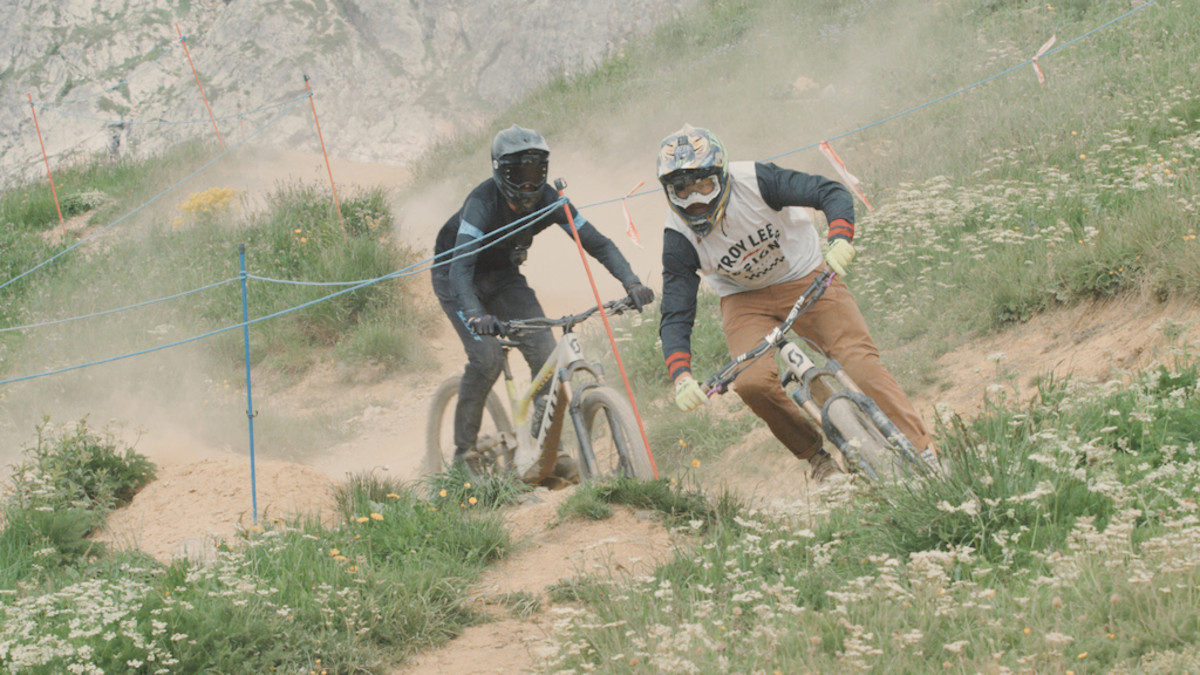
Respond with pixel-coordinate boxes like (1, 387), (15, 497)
(556, 179), (659, 478)
(28, 93), (65, 237)
(621, 180), (645, 248)
(176, 24), (224, 149)
(304, 75), (345, 232)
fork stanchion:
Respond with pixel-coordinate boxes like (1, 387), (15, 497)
(554, 179), (659, 478)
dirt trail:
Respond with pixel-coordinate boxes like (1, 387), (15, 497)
(83, 151), (1200, 673)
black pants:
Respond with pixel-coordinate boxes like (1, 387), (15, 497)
(431, 266), (555, 455)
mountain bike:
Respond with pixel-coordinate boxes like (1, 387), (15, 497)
(704, 269), (938, 484)
(426, 296), (655, 485)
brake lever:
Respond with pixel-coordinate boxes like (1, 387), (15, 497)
(610, 297), (635, 314)
(704, 376), (728, 397)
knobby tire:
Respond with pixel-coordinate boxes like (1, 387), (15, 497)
(425, 375), (513, 474)
(577, 387), (654, 480)
(823, 397), (903, 483)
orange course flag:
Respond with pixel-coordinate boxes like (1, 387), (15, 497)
(622, 180), (645, 248)
(819, 141), (873, 212)
(1032, 35), (1057, 87)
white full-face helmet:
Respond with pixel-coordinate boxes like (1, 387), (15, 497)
(656, 124), (730, 238)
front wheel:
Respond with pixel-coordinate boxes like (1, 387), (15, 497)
(425, 375), (513, 475)
(576, 387), (654, 480)
(823, 396), (905, 484)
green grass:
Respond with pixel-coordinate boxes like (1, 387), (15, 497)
(541, 353), (1200, 673)
(1, 148), (436, 384)
(0, 153), (437, 459)
(0, 426), (512, 673)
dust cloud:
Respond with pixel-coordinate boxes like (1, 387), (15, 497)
(450, 1), (951, 314)
(2, 1), (951, 484)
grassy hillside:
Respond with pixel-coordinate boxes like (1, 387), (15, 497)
(0, 140), (438, 460)
(408, 0), (1198, 396)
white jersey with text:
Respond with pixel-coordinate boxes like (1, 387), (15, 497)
(663, 161), (823, 296)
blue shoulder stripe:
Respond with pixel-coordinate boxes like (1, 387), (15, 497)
(458, 220), (484, 240)
(558, 213), (590, 233)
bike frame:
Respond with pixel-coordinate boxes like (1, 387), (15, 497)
(776, 339), (927, 477)
(497, 300), (628, 481)
(705, 269), (932, 480)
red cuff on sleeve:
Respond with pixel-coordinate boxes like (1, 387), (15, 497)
(666, 351), (692, 381)
(828, 218), (855, 243)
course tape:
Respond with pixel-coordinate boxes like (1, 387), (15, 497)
(0, 199), (563, 385)
(0, 277), (240, 334)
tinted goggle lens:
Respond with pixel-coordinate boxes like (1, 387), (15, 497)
(500, 153), (548, 191)
(504, 163), (547, 189)
(667, 172), (715, 194)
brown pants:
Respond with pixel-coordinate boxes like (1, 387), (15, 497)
(720, 270), (930, 461)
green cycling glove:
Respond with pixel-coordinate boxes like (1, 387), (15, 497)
(674, 375), (707, 412)
(824, 239), (856, 276)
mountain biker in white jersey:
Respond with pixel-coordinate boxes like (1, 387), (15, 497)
(431, 124), (654, 473)
(654, 124), (931, 483)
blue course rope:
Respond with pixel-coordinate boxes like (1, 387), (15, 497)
(0, 199), (567, 385)
(0, 277), (240, 334)
(0, 92), (310, 295)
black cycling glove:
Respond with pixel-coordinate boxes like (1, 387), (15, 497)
(625, 283), (655, 312)
(467, 314), (503, 336)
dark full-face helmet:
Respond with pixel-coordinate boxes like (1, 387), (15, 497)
(492, 124), (550, 214)
(656, 124), (730, 238)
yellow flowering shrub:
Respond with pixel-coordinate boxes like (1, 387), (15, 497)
(173, 186), (242, 228)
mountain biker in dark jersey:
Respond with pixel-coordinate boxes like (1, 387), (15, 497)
(654, 124), (930, 483)
(432, 124), (654, 473)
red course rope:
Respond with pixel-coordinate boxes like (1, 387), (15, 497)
(556, 182), (659, 479)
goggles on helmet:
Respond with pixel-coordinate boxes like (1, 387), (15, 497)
(498, 155), (548, 192)
(664, 172), (721, 210)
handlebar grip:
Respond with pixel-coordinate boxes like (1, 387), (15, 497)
(612, 296), (637, 313)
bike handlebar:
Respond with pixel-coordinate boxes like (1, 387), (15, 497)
(501, 296), (639, 336)
(704, 269), (836, 396)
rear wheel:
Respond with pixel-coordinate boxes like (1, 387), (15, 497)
(823, 397), (903, 483)
(425, 375), (513, 475)
(576, 387), (654, 480)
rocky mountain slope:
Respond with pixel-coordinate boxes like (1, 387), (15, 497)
(0, 0), (694, 186)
